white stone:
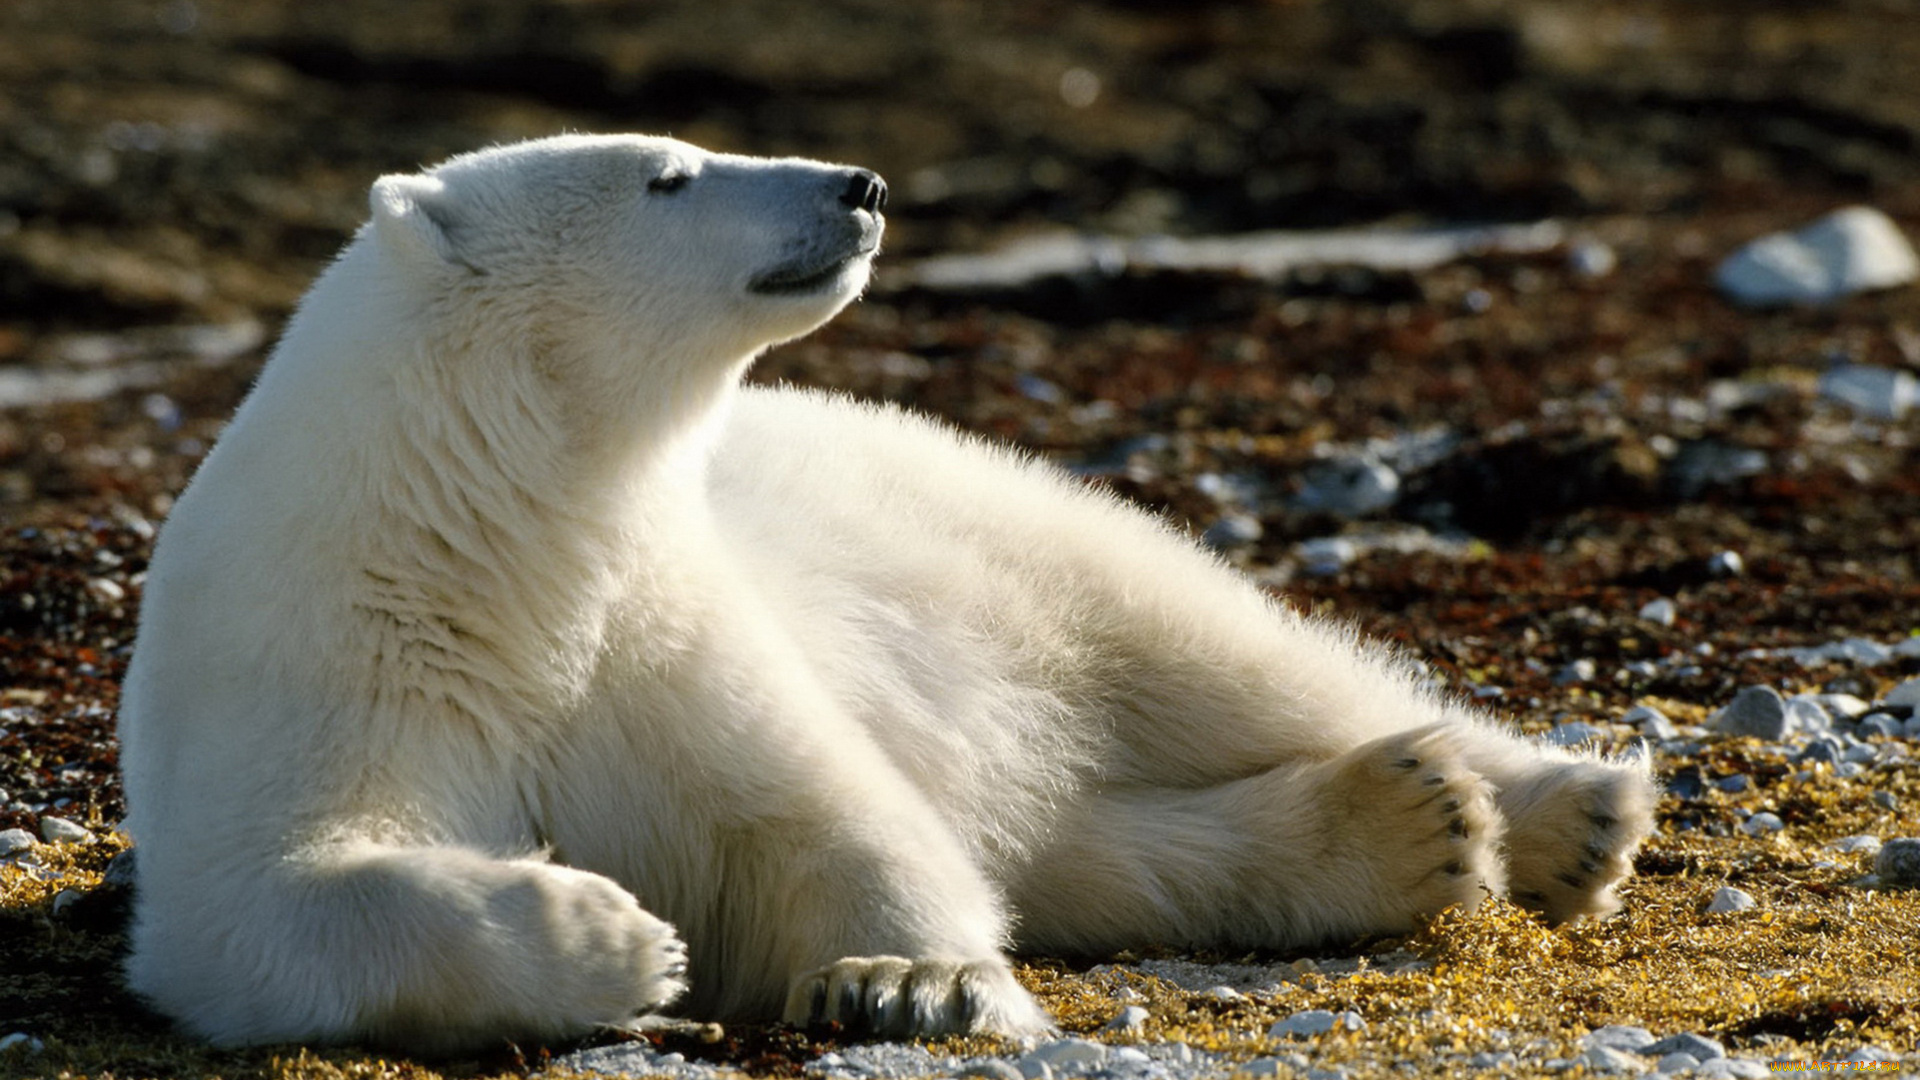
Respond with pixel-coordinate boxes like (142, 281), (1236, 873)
(1578, 1045), (1643, 1073)
(1201, 986), (1245, 1002)
(1715, 206), (1920, 306)
(1740, 812), (1784, 836)
(1101, 1005), (1150, 1032)
(1545, 720), (1605, 747)
(1637, 598), (1677, 626)
(1656, 1051), (1701, 1073)
(1646, 1032), (1725, 1060)
(1621, 705), (1678, 740)
(1705, 886), (1757, 914)
(1876, 837), (1920, 886)
(39, 816), (92, 844)
(1696, 1058), (1772, 1079)
(1582, 1025), (1655, 1054)
(1023, 1038), (1107, 1069)
(0, 829), (34, 857)
(1713, 686), (1789, 740)
(1820, 364), (1920, 421)
(1883, 677), (1920, 708)
(0, 1033), (44, 1054)
(1828, 834), (1882, 855)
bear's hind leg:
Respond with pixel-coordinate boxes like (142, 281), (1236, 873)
(127, 841), (687, 1053)
(1011, 724), (1506, 954)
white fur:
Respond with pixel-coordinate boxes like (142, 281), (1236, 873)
(118, 134), (1657, 1053)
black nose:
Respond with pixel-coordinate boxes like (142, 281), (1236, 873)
(839, 169), (888, 214)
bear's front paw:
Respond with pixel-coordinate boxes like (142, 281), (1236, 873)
(1499, 756), (1658, 923)
(782, 956), (1053, 1039)
(535, 866), (690, 1019)
(1326, 725), (1509, 924)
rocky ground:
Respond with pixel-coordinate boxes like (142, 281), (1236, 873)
(4, 1), (1920, 1078)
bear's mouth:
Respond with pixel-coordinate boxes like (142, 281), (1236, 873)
(749, 244), (876, 296)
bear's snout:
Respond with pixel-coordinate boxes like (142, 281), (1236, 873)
(838, 169), (888, 215)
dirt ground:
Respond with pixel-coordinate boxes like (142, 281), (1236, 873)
(3, 1), (1919, 1078)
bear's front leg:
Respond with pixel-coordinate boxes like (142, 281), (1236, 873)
(127, 841), (687, 1054)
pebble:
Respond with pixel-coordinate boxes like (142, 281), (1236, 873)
(1582, 1025), (1655, 1054)
(1808, 693), (1870, 720)
(1707, 550), (1744, 577)
(1715, 206), (1920, 306)
(1712, 685), (1789, 740)
(1872, 790), (1900, 811)
(1856, 714), (1903, 739)
(0, 828), (35, 857)
(1705, 886), (1757, 914)
(1875, 837), (1920, 886)
(1739, 812), (1783, 836)
(1545, 720), (1604, 747)
(1465, 1051), (1518, 1069)
(1296, 455), (1400, 516)
(958, 1063), (1023, 1080)
(1884, 677), (1920, 708)
(1200, 986), (1245, 1002)
(40, 815), (92, 844)
(0, 1033), (44, 1054)
(1828, 834), (1882, 855)
(1622, 705), (1678, 740)
(1267, 1009), (1364, 1039)
(1783, 695), (1833, 734)
(1637, 597), (1677, 626)
(1697, 1058), (1771, 1079)
(1655, 1051), (1700, 1073)
(1102, 1005), (1150, 1032)
(1023, 1038), (1108, 1069)
(1819, 364), (1920, 421)
(1578, 1045), (1642, 1074)
(1202, 513), (1263, 551)
(1646, 1032), (1725, 1060)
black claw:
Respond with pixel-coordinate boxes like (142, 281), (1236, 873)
(1443, 859), (1466, 876)
(1448, 817), (1470, 838)
(1394, 756), (1422, 770)
(1579, 859), (1602, 875)
(1423, 774), (1447, 787)
(809, 983), (828, 1024)
(1441, 798), (1462, 814)
(1515, 889), (1548, 907)
(1585, 842), (1608, 861)
(1590, 813), (1618, 830)
(1557, 871), (1585, 888)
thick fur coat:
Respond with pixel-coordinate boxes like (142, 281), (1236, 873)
(118, 134), (1656, 1053)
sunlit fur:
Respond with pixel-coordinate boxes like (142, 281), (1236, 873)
(119, 134), (1656, 1054)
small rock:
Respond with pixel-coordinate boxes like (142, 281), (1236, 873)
(1109, 1047), (1151, 1067)
(1713, 686), (1789, 740)
(1655, 1051), (1700, 1074)
(0, 1033), (44, 1054)
(1828, 835), (1882, 855)
(1646, 1032), (1726, 1060)
(1546, 720), (1604, 747)
(1872, 790), (1900, 811)
(1705, 886), (1757, 914)
(1267, 1009), (1364, 1039)
(1202, 513), (1264, 551)
(1554, 660), (1598, 686)
(1715, 206), (1920, 306)
(1579, 1045), (1643, 1074)
(1905, 715), (1920, 739)
(1024, 1038), (1108, 1070)
(1016, 1059), (1053, 1080)
(1884, 677), (1920, 708)
(0, 829), (35, 858)
(1707, 550), (1745, 577)
(1820, 365), (1920, 421)
(959, 1062), (1023, 1080)
(1795, 737), (1842, 765)
(1696, 1058), (1772, 1079)
(1295, 536), (1358, 576)
(1875, 837), (1920, 886)
(1102, 1005), (1150, 1032)
(102, 848), (138, 889)
(1858, 714), (1902, 739)
(1808, 693), (1871, 720)
(1569, 239), (1617, 279)
(1716, 774), (1751, 793)
(1582, 1025), (1656, 1054)
(1843, 741), (1879, 764)
(1296, 455), (1399, 516)
(1622, 705), (1678, 740)
(1784, 695), (1833, 734)
(1637, 597), (1677, 626)
(1200, 986), (1245, 1002)
(1740, 812), (1784, 836)
(1465, 1051), (1517, 1069)
(50, 889), (83, 917)
(40, 816), (92, 844)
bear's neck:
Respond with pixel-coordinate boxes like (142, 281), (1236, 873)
(252, 251), (743, 739)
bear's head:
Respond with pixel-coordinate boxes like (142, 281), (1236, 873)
(362, 134), (885, 430)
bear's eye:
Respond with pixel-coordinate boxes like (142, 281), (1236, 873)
(647, 171), (691, 195)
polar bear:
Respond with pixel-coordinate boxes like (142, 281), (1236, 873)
(118, 134), (1656, 1054)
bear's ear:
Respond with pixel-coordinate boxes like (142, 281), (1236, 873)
(369, 174), (470, 269)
